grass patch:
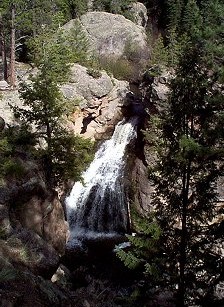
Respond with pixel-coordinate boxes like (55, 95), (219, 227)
(0, 267), (18, 282)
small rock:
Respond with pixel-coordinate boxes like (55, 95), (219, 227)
(0, 80), (10, 90)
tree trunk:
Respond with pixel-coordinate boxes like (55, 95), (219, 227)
(10, 3), (16, 88)
(45, 120), (54, 188)
(0, 13), (7, 81)
(178, 113), (192, 306)
(178, 158), (191, 306)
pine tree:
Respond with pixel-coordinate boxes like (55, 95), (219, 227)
(10, 2), (16, 88)
(201, 0), (224, 82)
(56, 0), (88, 20)
(14, 69), (93, 188)
(147, 45), (224, 305)
(150, 34), (169, 66)
(166, 0), (185, 30)
(12, 20), (92, 188)
(0, 10), (7, 80)
(182, 0), (202, 40)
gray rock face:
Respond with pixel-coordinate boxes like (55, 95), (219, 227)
(130, 2), (148, 27)
(131, 158), (154, 214)
(1, 64), (131, 140)
(61, 64), (131, 139)
(64, 12), (149, 60)
(0, 80), (10, 90)
(0, 90), (23, 125)
(63, 64), (113, 100)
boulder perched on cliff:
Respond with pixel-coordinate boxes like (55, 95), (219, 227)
(63, 12), (149, 61)
(130, 2), (148, 27)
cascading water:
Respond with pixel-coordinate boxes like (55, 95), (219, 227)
(66, 117), (138, 241)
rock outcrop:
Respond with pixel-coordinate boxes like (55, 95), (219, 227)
(61, 64), (131, 139)
(130, 68), (171, 213)
(130, 2), (148, 28)
(0, 157), (68, 256)
(63, 11), (149, 61)
(1, 63), (132, 140)
(0, 229), (59, 278)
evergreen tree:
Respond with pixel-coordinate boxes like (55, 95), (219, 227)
(147, 45), (224, 305)
(201, 0), (224, 82)
(15, 72), (93, 187)
(166, 0), (185, 30)
(182, 0), (202, 40)
(12, 20), (92, 188)
(56, 0), (88, 20)
(150, 34), (169, 66)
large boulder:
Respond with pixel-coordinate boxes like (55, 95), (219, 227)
(63, 12), (149, 61)
(10, 191), (69, 255)
(61, 64), (113, 101)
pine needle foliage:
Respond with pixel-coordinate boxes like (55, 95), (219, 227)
(12, 19), (93, 188)
(116, 210), (162, 280)
(146, 45), (224, 304)
(13, 71), (93, 188)
(28, 18), (89, 82)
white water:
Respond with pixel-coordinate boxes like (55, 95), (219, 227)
(66, 117), (138, 238)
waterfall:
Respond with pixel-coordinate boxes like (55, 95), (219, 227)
(66, 117), (138, 240)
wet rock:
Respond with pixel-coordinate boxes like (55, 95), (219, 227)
(131, 158), (154, 213)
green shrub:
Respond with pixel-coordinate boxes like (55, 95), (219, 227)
(93, 0), (135, 21)
(87, 68), (102, 78)
(5, 126), (36, 148)
(99, 57), (135, 80)
(2, 159), (26, 179)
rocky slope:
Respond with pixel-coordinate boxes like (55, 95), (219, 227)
(0, 63), (134, 141)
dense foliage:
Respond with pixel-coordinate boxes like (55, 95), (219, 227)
(118, 0), (224, 306)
